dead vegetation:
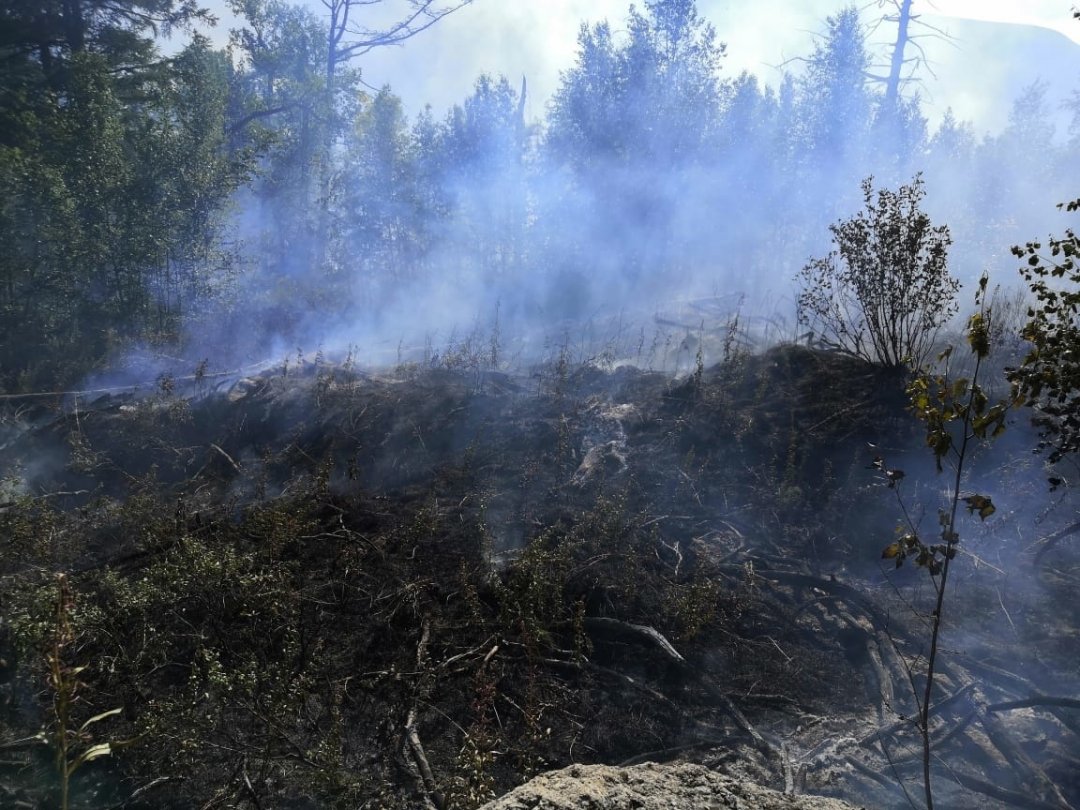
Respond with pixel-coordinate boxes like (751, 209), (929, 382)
(0, 344), (1076, 809)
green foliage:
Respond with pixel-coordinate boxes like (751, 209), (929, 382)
(1007, 198), (1080, 462)
(0, 35), (251, 389)
(799, 6), (872, 160)
(548, 0), (724, 168)
(798, 174), (959, 369)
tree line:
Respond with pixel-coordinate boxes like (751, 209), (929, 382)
(1, 0), (1078, 389)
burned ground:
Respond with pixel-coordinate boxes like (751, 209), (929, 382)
(0, 344), (1077, 809)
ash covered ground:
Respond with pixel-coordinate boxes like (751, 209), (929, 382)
(0, 322), (1077, 809)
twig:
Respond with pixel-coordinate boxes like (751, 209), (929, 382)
(996, 588), (1016, 633)
(242, 762), (264, 810)
(804, 399), (872, 434)
(104, 776), (179, 810)
(209, 444), (242, 474)
(0, 360), (275, 400)
(880, 737), (920, 810)
(437, 636), (497, 671)
(582, 617), (685, 664)
(540, 657), (680, 710)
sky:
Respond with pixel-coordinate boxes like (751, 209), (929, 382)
(191, 0), (1080, 131)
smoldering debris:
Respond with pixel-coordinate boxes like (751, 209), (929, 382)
(1, 345), (1077, 807)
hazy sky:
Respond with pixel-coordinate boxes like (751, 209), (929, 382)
(194, 0), (1080, 131)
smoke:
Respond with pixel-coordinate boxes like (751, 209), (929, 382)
(61, 0), (1074, 415)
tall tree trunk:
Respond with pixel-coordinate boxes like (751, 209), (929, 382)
(884, 0), (913, 111)
(313, 0), (346, 278)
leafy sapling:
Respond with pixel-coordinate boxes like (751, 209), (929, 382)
(873, 275), (1012, 810)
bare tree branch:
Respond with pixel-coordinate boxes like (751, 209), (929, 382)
(321, 0), (474, 65)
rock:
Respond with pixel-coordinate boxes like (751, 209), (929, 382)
(479, 762), (864, 810)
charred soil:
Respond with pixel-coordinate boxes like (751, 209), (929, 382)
(0, 345), (1076, 809)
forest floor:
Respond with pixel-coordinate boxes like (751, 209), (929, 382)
(0, 332), (1078, 809)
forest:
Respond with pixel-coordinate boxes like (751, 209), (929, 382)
(1, 0), (1079, 808)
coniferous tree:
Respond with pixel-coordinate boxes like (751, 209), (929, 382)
(0, 2), (249, 387)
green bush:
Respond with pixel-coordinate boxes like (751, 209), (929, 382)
(1008, 197), (1080, 462)
(798, 175), (959, 369)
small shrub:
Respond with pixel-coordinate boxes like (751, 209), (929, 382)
(798, 174), (958, 369)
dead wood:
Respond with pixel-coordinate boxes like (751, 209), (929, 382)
(781, 742), (795, 795)
(859, 683), (974, 749)
(1047, 706), (1080, 739)
(948, 769), (1072, 810)
(721, 565), (915, 646)
(833, 605), (895, 724)
(1030, 519), (1080, 564)
(947, 656), (1038, 698)
(978, 696), (1075, 810)
(401, 618), (442, 810)
(580, 616), (776, 760)
(540, 656), (682, 711)
(404, 708), (441, 810)
(582, 617), (686, 664)
(616, 739), (728, 767)
(843, 754), (913, 802)
(864, 636), (895, 725)
(933, 709), (977, 751)
(987, 695), (1080, 713)
(714, 692), (776, 760)
(242, 761), (265, 810)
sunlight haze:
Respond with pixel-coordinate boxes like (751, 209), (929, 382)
(195, 0), (1080, 131)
